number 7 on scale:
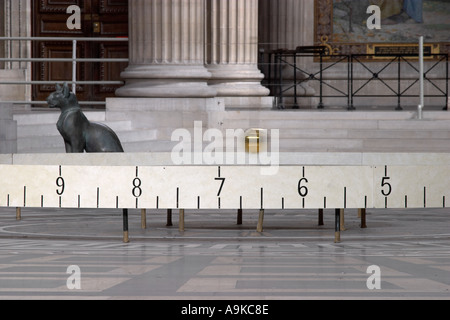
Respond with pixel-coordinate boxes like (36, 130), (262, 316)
(215, 177), (226, 197)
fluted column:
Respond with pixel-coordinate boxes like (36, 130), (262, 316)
(259, 0), (316, 107)
(259, 0), (313, 52)
(116, 0), (216, 98)
(206, 0), (269, 97)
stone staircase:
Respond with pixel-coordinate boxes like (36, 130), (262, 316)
(11, 107), (450, 154)
(220, 110), (450, 153)
(13, 110), (162, 154)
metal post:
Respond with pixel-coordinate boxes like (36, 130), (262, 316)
(278, 54), (284, 109)
(123, 209), (129, 243)
(166, 209), (173, 227)
(293, 52), (299, 109)
(318, 209), (324, 226)
(268, 52), (273, 96)
(141, 209), (147, 230)
(446, 54), (449, 111)
(360, 208), (367, 229)
(6, 34), (11, 70)
(397, 55), (403, 111)
(340, 208), (346, 231)
(318, 52), (324, 109)
(349, 55), (355, 110)
(335, 209), (341, 243)
(179, 209), (185, 232)
(72, 40), (77, 94)
(237, 209), (243, 225)
(347, 55), (351, 109)
(257, 209), (265, 233)
(418, 36), (424, 118)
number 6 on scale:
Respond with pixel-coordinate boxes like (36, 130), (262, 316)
(298, 178), (309, 197)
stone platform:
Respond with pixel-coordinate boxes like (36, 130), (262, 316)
(8, 100), (450, 154)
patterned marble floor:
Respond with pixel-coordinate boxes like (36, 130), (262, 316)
(0, 208), (449, 300)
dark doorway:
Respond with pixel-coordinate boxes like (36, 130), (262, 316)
(32, 0), (128, 107)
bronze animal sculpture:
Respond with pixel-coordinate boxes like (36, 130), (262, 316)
(47, 83), (124, 153)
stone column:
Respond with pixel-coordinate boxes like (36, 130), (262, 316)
(259, 0), (315, 107)
(206, 0), (269, 97)
(116, 0), (216, 98)
(259, 0), (313, 52)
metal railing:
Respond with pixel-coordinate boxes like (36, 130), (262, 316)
(266, 46), (351, 109)
(0, 37), (129, 106)
(350, 53), (448, 111)
(263, 46), (449, 111)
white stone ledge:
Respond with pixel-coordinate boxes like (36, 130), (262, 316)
(106, 97), (226, 112)
(2, 152), (450, 167)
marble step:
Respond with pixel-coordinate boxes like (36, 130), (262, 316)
(223, 110), (450, 121)
(17, 128), (161, 151)
(222, 118), (450, 131)
(18, 135), (450, 154)
(17, 120), (133, 138)
(277, 128), (450, 140)
(278, 138), (450, 153)
(13, 110), (106, 126)
(347, 129), (450, 140)
(13, 108), (450, 154)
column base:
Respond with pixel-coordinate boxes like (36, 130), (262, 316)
(116, 65), (217, 98)
(208, 82), (271, 97)
(207, 65), (270, 97)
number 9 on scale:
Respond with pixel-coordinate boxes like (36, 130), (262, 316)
(56, 177), (65, 196)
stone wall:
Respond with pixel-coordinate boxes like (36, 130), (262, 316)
(0, 103), (17, 153)
(0, 0), (31, 104)
(0, 0), (4, 69)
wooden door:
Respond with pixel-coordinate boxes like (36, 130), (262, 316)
(32, 0), (128, 107)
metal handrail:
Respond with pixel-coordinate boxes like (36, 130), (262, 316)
(0, 37), (128, 42)
(350, 53), (448, 111)
(264, 48), (448, 110)
(0, 58), (129, 62)
(0, 36), (129, 106)
(267, 48), (351, 109)
(0, 81), (124, 85)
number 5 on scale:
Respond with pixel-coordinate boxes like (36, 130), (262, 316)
(381, 177), (392, 197)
